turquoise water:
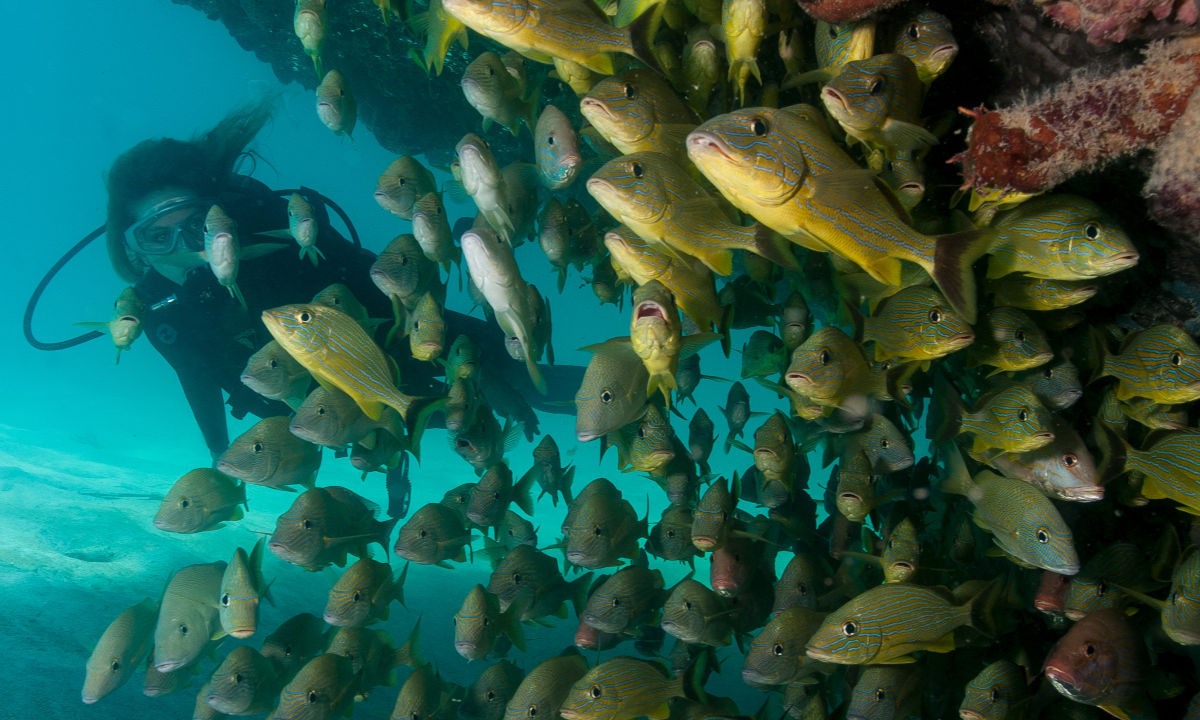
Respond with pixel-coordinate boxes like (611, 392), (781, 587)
(8, 4), (796, 718)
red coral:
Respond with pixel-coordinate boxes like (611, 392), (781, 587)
(1038, 0), (1199, 44)
(792, 0), (909, 23)
(955, 40), (1200, 194)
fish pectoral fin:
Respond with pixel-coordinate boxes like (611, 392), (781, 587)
(241, 242), (290, 261)
(808, 169), (880, 208)
(256, 229), (294, 239)
(924, 631), (956, 654)
(357, 398), (386, 421)
(882, 119), (939, 153)
(887, 653), (920, 663)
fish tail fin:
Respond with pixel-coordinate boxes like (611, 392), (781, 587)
(931, 229), (990, 324)
(647, 370), (677, 409)
(1097, 424), (1132, 481)
(718, 304), (733, 357)
(557, 266), (567, 294)
(513, 466), (536, 516)
(395, 615), (425, 668)
(1087, 325), (1112, 386)
(568, 571), (594, 617)
(526, 352), (547, 395)
(677, 643), (710, 703)
(627, 5), (664, 76)
(937, 442), (974, 497)
(928, 374), (964, 445)
(379, 515), (401, 558)
(228, 282), (248, 310)
(403, 395), (448, 459)
(843, 297), (866, 344)
(393, 561), (409, 608)
(561, 465), (575, 506)
(751, 225), (800, 272)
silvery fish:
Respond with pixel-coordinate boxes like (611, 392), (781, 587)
(316, 69), (356, 138)
(412, 191), (460, 272)
(462, 50), (536, 137)
(154, 561), (228, 673)
(535, 104), (583, 190)
(242, 340), (311, 408)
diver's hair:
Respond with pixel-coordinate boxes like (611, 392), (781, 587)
(104, 98), (276, 282)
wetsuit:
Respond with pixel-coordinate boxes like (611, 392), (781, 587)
(135, 177), (581, 457)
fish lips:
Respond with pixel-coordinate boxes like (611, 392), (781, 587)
(153, 656), (187, 674)
(454, 640), (482, 660)
(1043, 667), (1099, 704)
(804, 646), (838, 663)
(635, 300), (668, 322)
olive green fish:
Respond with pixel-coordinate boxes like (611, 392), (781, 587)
(269, 486), (395, 570)
(580, 69), (697, 158)
(462, 660), (524, 720)
(290, 385), (405, 450)
(293, 0), (326, 77)
(153, 468), (246, 534)
(406, 291), (446, 363)
(268, 652), (357, 720)
(82, 598), (156, 704)
(207, 645), (283, 716)
(154, 561), (228, 673)
(958, 659), (1028, 720)
(647, 505), (699, 566)
(316, 69), (356, 138)
(967, 306), (1053, 374)
(722, 0), (765, 106)
(77, 286), (146, 364)
(559, 656), (691, 720)
(488, 544), (592, 621)
(561, 478), (647, 569)
(394, 502), (472, 567)
(521, 434), (575, 507)
(986, 195), (1139, 281)
(412, 192), (460, 272)
(219, 539), (271, 639)
(242, 340), (311, 408)
(821, 53), (936, 163)
(1097, 323), (1200, 404)
(583, 564), (666, 635)
(503, 649), (589, 720)
(261, 613), (331, 675)
(462, 51), (536, 137)
(575, 338), (650, 443)
(376, 156), (438, 220)
(660, 578), (732, 647)
(324, 558), (406, 628)
(455, 584), (527, 661)
(408, 0), (469, 76)
(217, 416), (321, 491)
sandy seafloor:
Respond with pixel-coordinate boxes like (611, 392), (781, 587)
(1, 3), (852, 719)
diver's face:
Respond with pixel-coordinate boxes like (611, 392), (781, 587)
(128, 189), (209, 284)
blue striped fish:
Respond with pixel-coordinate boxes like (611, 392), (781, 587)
(822, 53), (936, 163)
(881, 517), (921, 584)
(691, 475), (736, 552)
(1064, 542), (1146, 620)
(559, 656), (688, 720)
(626, 404), (676, 474)
(575, 337), (650, 443)
(783, 19), (875, 87)
(323, 558), (406, 628)
(967, 306), (1053, 374)
(583, 565), (666, 635)
(989, 275), (1098, 311)
(742, 606), (828, 685)
(943, 383), (1055, 454)
(375, 156), (438, 220)
(580, 69), (696, 158)
(462, 660), (524, 720)
(1015, 360), (1083, 410)
(942, 448), (1079, 574)
(846, 665), (922, 720)
(153, 468), (246, 534)
(561, 478), (646, 569)
(262, 303), (419, 422)
(154, 562), (228, 673)
(468, 463), (535, 528)
(207, 645), (283, 716)
(1098, 323), (1200, 404)
(455, 584), (526, 661)
(441, 0), (653, 76)
(804, 583), (972, 664)
(773, 552), (825, 615)
(785, 326), (875, 409)
(219, 539), (270, 639)
(660, 578), (732, 646)
(862, 285), (974, 364)
(588, 151), (797, 277)
(488, 544), (593, 620)
(958, 660), (1028, 720)
(504, 649), (589, 720)
(82, 598), (157, 704)
(1161, 549), (1200, 645)
(390, 664), (451, 720)
(394, 502), (471, 567)
(986, 195), (1139, 281)
(1119, 429), (1200, 514)
(604, 225), (724, 332)
(217, 415), (321, 491)
(687, 105), (987, 322)
(892, 9), (958, 84)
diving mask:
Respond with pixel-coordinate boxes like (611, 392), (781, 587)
(125, 196), (211, 255)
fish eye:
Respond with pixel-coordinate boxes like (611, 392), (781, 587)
(875, 689), (887, 701)
(1036, 529), (1049, 544)
(235, 673), (245, 684)
(841, 621), (857, 636)
(180, 498), (190, 509)
(483, 616), (491, 626)
(797, 582), (808, 596)
(1084, 223), (1099, 240)
(485, 65), (494, 76)
(868, 78), (884, 95)
(253, 442), (263, 453)
(827, 25), (838, 38)
(1043, 366), (1054, 378)
(221, 593), (231, 607)
(298, 311), (312, 323)
(601, 390), (614, 404)
(1097, 582), (1107, 596)
(819, 349), (830, 365)
(401, 256), (409, 265)
(179, 623), (189, 636)
(110, 660), (120, 672)
(666, 529), (676, 538)
(928, 309), (941, 323)
(772, 643), (784, 656)
(1013, 330), (1026, 343)
(303, 519), (313, 530)
(1062, 454), (1078, 468)
(419, 529), (428, 538)
(513, 573), (523, 584)
(1017, 409), (1028, 422)
(905, 23), (919, 39)
(317, 406), (327, 415)
(1084, 644), (1095, 656)
(593, 526), (603, 536)
(880, 438), (889, 448)
(622, 83), (636, 99)
(631, 161), (644, 178)
(750, 117), (768, 136)
(494, 492), (502, 500)
(547, 135), (555, 146)
(308, 691), (319, 704)
(989, 688), (1000, 702)
(528, 706), (539, 717)
(590, 685), (603, 699)
(611, 597), (621, 607)
(269, 358), (278, 368)
(683, 600), (692, 611)
(353, 590), (362, 602)
(487, 691), (496, 701)
(1171, 351), (1183, 366)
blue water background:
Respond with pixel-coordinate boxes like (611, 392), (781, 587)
(5, 3), (843, 718)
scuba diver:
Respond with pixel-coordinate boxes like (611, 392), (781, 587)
(26, 101), (583, 510)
